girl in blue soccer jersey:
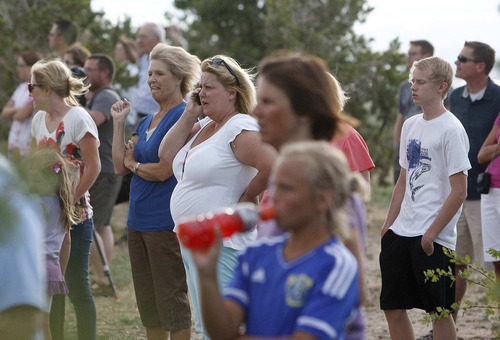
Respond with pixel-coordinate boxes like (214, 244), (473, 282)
(192, 141), (359, 340)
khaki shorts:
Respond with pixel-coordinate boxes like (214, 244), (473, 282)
(89, 172), (122, 228)
(456, 200), (484, 265)
(128, 228), (191, 331)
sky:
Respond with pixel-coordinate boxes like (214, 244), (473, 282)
(91, 0), (500, 86)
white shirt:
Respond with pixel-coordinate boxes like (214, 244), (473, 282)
(391, 111), (471, 249)
(31, 106), (99, 221)
(170, 114), (259, 250)
(8, 82), (33, 155)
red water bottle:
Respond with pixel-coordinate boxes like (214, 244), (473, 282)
(177, 203), (275, 250)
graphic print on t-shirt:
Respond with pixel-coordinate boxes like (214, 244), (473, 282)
(38, 121), (81, 160)
(407, 139), (432, 201)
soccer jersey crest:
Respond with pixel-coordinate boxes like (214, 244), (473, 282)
(285, 274), (313, 307)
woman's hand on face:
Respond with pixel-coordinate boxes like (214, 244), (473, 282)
(111, 99), (131, 121)
(185, 88), (204, 119)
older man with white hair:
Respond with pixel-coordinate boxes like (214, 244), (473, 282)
(132, 23), (166, 122)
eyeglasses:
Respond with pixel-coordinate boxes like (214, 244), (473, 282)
(209, 58), (240, 86)
(457, 55), (479, 63)
(28, 83), (42, 93)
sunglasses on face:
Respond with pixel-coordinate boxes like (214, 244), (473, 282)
(28, 83), (42, 93)
(457, 55), (479, 63)
(209, 58), (240, 86)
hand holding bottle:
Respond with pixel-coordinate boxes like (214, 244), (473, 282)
(177, 203), (275, 250)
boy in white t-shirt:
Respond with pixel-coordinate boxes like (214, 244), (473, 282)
(380, 56), (471, 340)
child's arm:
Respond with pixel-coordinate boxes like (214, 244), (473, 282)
(59, 232), (71, 276)
(381, 168), (406, 237)
(421, 172), (467, 255)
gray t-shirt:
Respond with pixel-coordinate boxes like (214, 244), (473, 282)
(86, 87), (120, 173)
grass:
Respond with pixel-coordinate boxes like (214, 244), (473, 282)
(62, 203), (147, 340)
(61, 184), (395, 339)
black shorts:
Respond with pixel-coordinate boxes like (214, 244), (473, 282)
(379, 230), (455, 313)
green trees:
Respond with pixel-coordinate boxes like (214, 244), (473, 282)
(0, 0), (135, 141)
(0, 0), (406, 180)
(174, 0), (406, 182)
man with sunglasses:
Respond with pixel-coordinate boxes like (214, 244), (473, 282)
(450, 41), (500, 330)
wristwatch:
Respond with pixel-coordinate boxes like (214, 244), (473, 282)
(133, 162), (141, 174)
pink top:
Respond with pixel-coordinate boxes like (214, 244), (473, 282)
(490, 113), (500, 188)
(331, 122), (375, 173)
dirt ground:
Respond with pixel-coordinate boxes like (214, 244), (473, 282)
(363, 203), (497, 340)
(65, 198), (498, 339)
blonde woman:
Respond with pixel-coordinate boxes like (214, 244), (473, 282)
(111, 44), (201, 340)
(158, 55), (277, 339)
(30, 59), (100, 340)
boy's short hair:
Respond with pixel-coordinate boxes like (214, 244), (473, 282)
(410, 56), (453, 98)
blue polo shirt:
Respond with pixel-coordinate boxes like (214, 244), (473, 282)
(450, 78), (500, 200)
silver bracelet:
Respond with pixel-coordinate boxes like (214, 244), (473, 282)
(133, 162), (141, 174)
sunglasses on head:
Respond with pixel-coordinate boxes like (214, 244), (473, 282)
(457, 55), (479, 63)
(28, 83), (42, 93)
(209, 58), (240, 87)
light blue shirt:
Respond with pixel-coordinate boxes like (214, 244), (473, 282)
(131, 54), (159, 115)
(0, 156), (46, 313)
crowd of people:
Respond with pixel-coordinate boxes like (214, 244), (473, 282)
(0, 17), (499, 340)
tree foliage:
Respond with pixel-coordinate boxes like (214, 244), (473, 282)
(0, 0), (135, 140)
(0, 0), (407, 182)
(423, 248), (500, 337)
(174, 0), (407, 183)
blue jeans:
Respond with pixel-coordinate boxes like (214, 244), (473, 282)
(180, 244), (238, 340)
(50, 219), (96, 340)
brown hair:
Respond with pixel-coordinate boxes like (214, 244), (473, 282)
(258, 52), (340, 140)
(410, 40), (434, 56)
(464, 41), (495, 75)
(89, 54), (115, 82)
(19, 50), (42, 66)
(66, 43), (91, 67)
